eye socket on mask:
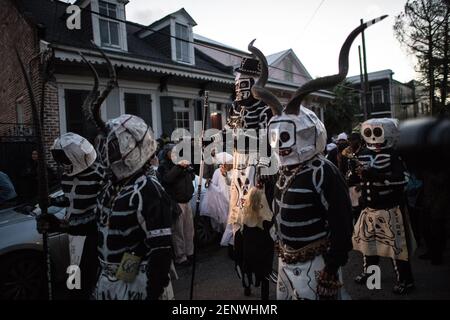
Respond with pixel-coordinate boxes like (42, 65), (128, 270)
(235, 78), (252, 91)
(268, 120), (296, 149)
(363, 128), (372, 138)
(51, 149), (72, 166)
(373, 127), (383, 137)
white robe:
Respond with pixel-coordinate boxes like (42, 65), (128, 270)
(200, 169), (232, 232)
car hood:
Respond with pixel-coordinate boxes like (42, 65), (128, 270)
(0, 207), (34, 228)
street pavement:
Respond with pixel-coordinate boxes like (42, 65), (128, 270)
(172, 241), (450, 300)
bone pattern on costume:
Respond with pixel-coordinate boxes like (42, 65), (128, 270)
(97, 175), (171, 263)
(274, 157), (331, 249)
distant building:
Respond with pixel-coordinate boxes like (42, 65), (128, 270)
(347, 69), (428, 120)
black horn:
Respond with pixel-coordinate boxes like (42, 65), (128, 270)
(248, 39), (283, 116)
(285, 15), (388, 115)
(79, 41), (118, 133)
(79, 52), (100, 125)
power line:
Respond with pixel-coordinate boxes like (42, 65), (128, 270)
(301, 0), (326, 35)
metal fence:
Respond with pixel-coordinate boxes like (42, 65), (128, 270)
(0, 123), (37, 196)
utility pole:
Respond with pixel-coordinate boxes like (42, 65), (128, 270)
(358, 45), (368, 120)
(361, 18), (371, 119)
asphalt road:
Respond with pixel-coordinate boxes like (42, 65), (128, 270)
(172, 242), (450, 300)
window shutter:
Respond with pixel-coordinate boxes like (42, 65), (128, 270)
(160, 96), (174, 137)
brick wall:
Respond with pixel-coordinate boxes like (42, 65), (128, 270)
(0, 0), (60, 166)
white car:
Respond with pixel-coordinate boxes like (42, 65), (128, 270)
(0, 192), (70, 300)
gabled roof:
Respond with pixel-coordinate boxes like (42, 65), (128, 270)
(266, 48), (313, 81)
(266, 49), (290, 65)
(148, 7), (197, 29)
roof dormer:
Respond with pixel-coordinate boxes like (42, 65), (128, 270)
(138, 8), (197, 65)
(85, 0), (129, 51)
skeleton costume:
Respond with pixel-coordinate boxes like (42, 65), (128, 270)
(269, 107), (353, 300)
(92, 114), (174, 300)
(74, 45), (175, 300)
(352, 118), (415, 294)
(50, 133), (104, 299)
(250, 17), (388, 300)
(223, 43), (276, 299)
(227, 55), (273, 229)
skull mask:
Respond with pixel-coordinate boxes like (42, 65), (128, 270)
(104, 114), (157, 181)
(268, 106), (327, 166)
(51, 132), (97, 176)
(235, 73), (256, 105)
(361, 118), (399, 152)
(234, 57), (261, 106)
(246, 17), (388, 166)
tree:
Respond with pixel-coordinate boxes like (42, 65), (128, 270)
(394, 0), (450, 115)
(324, 82), (359, 137)
(434, 5), (450, 108)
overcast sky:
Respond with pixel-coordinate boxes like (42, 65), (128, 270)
(76, 0), (417, 82)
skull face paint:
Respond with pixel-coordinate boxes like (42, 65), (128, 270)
(361, 118), (399, 152)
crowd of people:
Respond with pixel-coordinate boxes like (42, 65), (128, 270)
(18, 18), (446, 301)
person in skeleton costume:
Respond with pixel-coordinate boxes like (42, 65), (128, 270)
(223, 41), (276, 298)
(352, 118), (415, 295)
(93, 114), (174, 300)
(37, 132), (104, 299)
(251, 17), (388, 300)
(74, 46), (173, 300)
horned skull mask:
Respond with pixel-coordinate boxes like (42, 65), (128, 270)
(268, 107), (327, 166)
(248, 15), (388, 166)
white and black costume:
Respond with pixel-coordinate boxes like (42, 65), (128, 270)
(352, 118), (415, 294)
(92, 115), (174, 300)
(249, 17), (388, 299)
(268, 107), (353, 300)
(49, 133), (104, 299)
(223, 53), (275, 299)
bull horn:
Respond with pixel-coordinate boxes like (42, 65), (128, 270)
(285, 15), (388, 115)
(248, 39), (283, 116)
(79, 41), (118, 132)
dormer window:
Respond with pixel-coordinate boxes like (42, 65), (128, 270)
(90, 0), (128, 51)
(136, 8), (196, 64)
(175, 23), (190, 63)
(99, 1), (119, 47)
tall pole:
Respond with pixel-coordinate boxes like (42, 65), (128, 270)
(190, 91), (209, 300)
(358, 45), (368, 120)
(361, 18), (371, 119)
(16, 49), (53, 300)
